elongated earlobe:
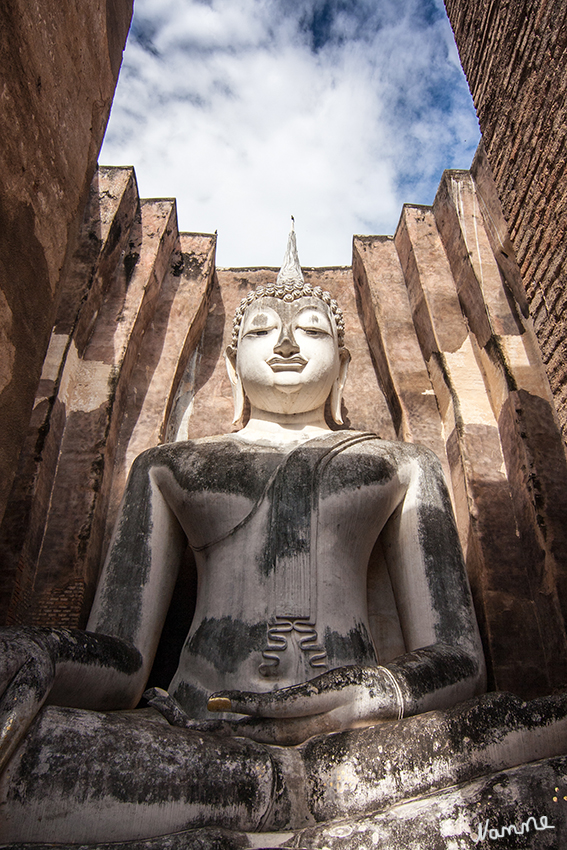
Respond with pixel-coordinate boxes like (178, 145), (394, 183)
(225, 346), (245, 425)
(330, 348), (350, 424)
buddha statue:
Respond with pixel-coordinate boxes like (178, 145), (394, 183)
(0, 228), (566, 847)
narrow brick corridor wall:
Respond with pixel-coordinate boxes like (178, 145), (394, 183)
(0, 0), (133, 527)
(444, 0), (567, 440)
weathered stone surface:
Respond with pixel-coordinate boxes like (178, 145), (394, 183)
(393, 203), (547, 695)
(0, 0), (133, 527)
(352, 236), (449, 470)
(277, 754), (566, 848)
(434, 167), (567, 694)
(5, 193), (183, 627)
(0, 166), (139, 624)
(3, 693), (567, 847)
(102, 232), (217, 557)
(470, 144), (529, 318)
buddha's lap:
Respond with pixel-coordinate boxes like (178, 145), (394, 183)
(3, 690), (567, 820)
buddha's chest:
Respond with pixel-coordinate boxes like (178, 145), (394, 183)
(162, 437), (402, 556)
(164, 438), (405, 703)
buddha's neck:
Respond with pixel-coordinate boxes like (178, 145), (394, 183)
(236, 406), (332, 445)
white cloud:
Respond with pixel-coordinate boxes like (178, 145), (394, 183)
(101, 0), (480, 267)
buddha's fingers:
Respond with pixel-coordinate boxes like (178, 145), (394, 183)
(208, 665), (400, 723)
(231, 702), (395, 745)
(0, 651), (55, 774)
(211, 685), (355, 719)
(232, 713), (340, 745)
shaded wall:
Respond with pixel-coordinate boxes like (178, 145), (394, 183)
(444, 0), (567, 441)
(0, 0), (133, 527)
(3, 158), (567, 701)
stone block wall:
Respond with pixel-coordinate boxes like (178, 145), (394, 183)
(0, 0), (133, 529)
(2, 156), (566, 701)
(444, 0), (567, 442)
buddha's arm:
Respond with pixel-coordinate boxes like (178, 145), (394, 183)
(0, 450), (186, 771)
(73, 448), (187, 708)
(1, 449), (186, 734)
(378, 444), (486, 714)
(0, 625), (146, 773)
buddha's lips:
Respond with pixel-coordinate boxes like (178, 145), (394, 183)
(267, 356), (307, 372)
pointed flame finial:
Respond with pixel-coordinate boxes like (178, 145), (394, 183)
(276, 216), (304, 287)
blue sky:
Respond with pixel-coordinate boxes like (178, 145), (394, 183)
(100, 0), (480, 267)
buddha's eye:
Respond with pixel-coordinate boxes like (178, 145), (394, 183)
(298, 327), (327, 336)
(245, 328), (272, 337)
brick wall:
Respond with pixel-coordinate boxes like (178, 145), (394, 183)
(445, 0), (567, 439)
(0, 0), (133, 527)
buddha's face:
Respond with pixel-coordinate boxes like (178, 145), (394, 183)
(234, 296), (344, 416)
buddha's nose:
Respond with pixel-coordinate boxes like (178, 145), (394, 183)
(273, 324), (300, 358)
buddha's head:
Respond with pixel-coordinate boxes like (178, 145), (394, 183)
(225, 282), (350, 425)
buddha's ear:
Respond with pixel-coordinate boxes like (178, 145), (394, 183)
(330, 347), (350, 425)
(225, 346), (245, 425)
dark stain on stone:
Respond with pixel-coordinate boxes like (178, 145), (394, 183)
(181, 252), (205, 276)
(267, 448), (313, 575)
(411, 447), (472, 648)
(10, 705), (274, 824)
(170, 679), (210, 719)
(123, 249), (139, 282)
(52, 628), (142, 674)
(390, 644), (480, 707)
(171, 255), (184, 276)
(183, 617), (267, 676)
(318, 449), (396, 496)
(93, 450), (157, 635)
(157, 439), (286, 503)
(323, 623), (377, 667)
(485, 335), (518, 392)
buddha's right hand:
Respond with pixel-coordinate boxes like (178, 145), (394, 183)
(208, 665), (406, 745)
(0, 627), (143, 773)
(0, 628), (57, 774)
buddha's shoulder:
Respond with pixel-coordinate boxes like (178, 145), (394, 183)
(131, 434), (260, 463)
(326, 431), (441, 462)
(313, 432), (440, 491)
(128, 435), (289, 489)
(129, 431), (441, 472)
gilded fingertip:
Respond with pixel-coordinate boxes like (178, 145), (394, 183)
(208, 696), (232, 712)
